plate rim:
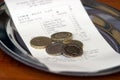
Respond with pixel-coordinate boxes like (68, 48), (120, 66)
(0, 1), (120, 76)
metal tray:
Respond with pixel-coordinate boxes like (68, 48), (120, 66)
(0, 1), (120, 76)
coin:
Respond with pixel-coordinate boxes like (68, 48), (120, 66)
(46, 42), (64, 56)
(62, 42), (83, 57)
(30, 36), (52, 49)
(51, 32), (72, 43)
(64, 40), (83, 48)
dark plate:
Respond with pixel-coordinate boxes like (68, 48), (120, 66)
(0, 0), (120, 76)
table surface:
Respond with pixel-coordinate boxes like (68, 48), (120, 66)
(0, 0), (120, 80)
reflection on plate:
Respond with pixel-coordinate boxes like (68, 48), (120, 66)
(0, 1), (120, 76)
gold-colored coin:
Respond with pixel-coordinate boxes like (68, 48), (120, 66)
(64, 40), (83, 48)
(51, 32), (72, 43)
(30, 36), (52, 49)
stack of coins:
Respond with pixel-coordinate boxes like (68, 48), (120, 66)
(30, 32), (83, 58)
(51, 32), (72, 43)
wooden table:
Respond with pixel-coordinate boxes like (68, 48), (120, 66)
(0, 0), (120, 80)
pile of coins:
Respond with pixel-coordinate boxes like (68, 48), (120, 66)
(30, 32), (83, 58)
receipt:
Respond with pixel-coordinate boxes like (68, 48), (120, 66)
(5, 0), (120, 72)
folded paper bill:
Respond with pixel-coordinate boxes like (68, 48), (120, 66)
(5, 0), (120, 72)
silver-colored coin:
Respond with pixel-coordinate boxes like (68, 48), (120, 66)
(46, 42), (64, 56)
